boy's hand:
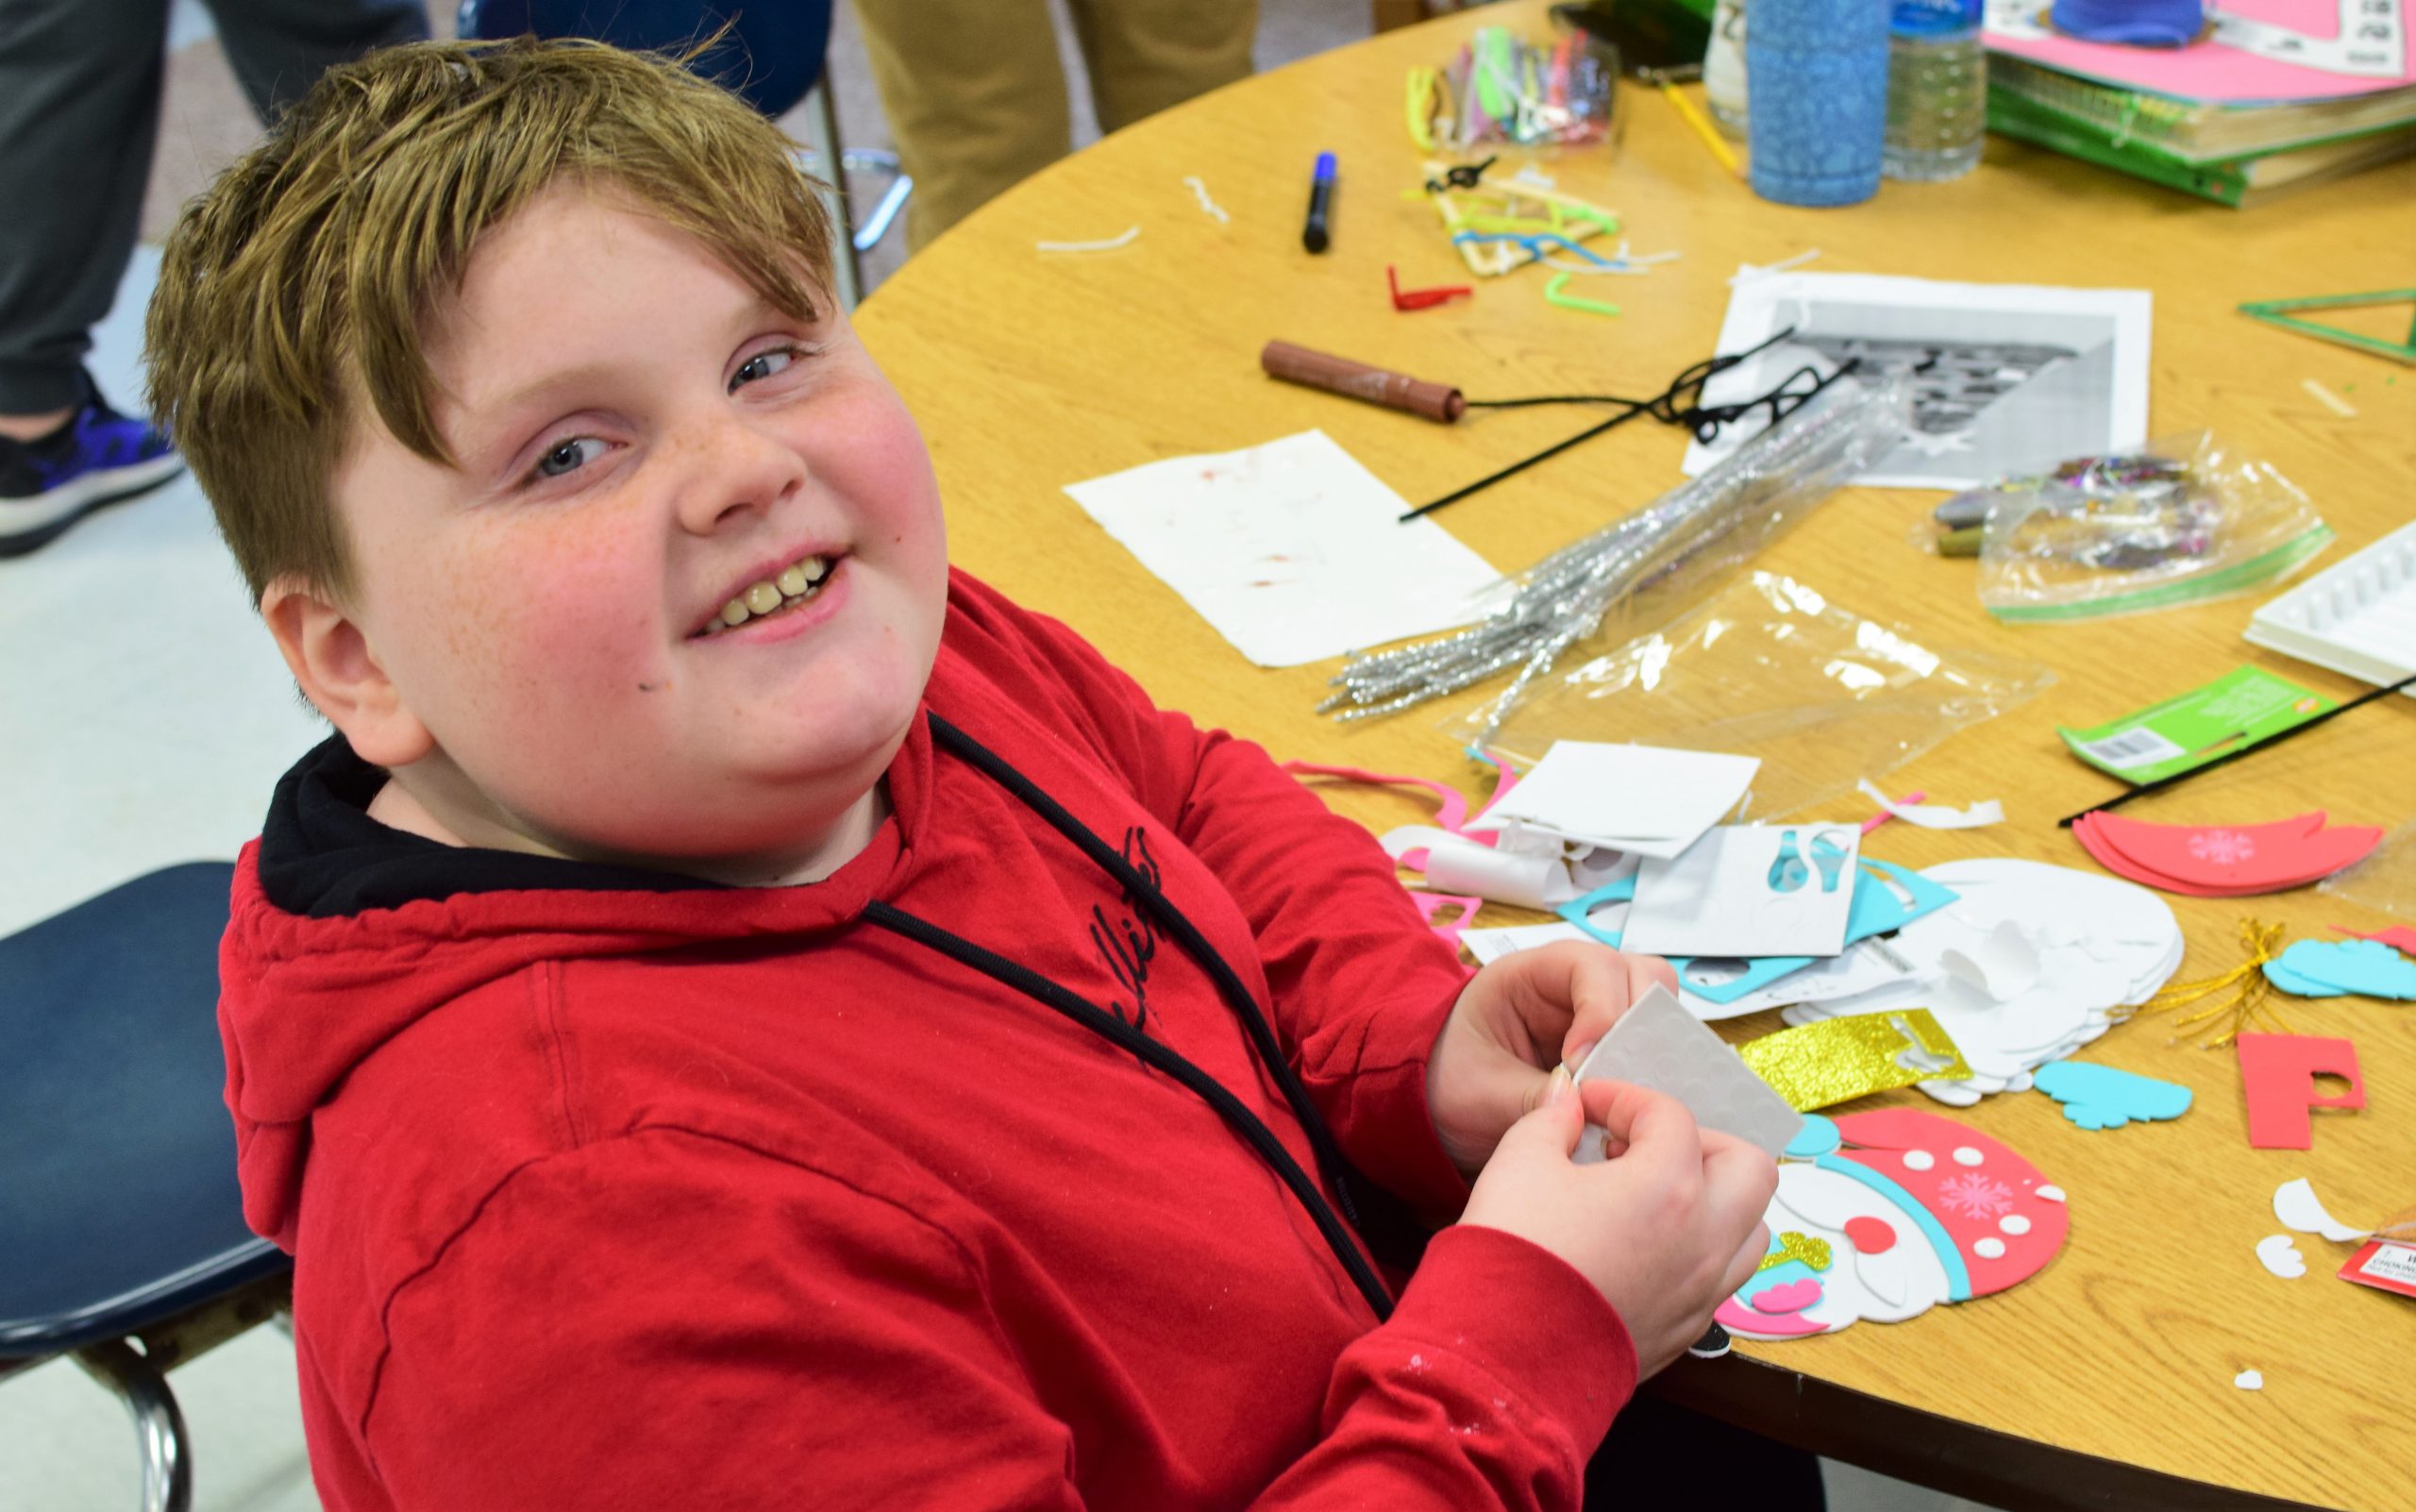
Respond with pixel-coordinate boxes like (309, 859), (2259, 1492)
(1426, 941), (1676, 1177)
(1462, 1074), (1776, 1378)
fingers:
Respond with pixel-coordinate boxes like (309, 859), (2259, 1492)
(1697, 1128), (1782, 1236)
(1547, 941), (1651, 1066)
(1500, 1066), (1585, 1159)
(1579, 1081), (1701, 1179)
(1628, 950), (1679, 999)
(1718, 1222), (1772, 1299)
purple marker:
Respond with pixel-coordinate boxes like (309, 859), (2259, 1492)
(1301, 151), (1336, 253)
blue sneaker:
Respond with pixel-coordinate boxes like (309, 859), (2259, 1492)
(0, 380), (185, 558)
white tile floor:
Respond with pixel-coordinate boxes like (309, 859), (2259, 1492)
(2, 9), (2000, 1511)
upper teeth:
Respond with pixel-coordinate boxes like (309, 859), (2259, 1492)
(713, 555), (829, 632)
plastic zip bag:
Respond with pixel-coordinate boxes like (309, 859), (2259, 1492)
(1458, 573), (2056, 817)
(1975, 431), (2333, 623)
(1425, 25), (1617, 149)
(2320, 816), (2416, 923)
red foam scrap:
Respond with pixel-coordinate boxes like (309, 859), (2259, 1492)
(2073, 813), (2382, 897)
(2083, 811), (2377, 892)
(2334, 923), (2416, 958)
(2235, 1033), (2365, 1151)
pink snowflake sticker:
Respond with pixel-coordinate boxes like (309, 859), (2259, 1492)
(1938, 1171), (2015, 1221)
(2188, 829), (2257, 866)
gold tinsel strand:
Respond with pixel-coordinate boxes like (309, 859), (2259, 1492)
(2115, 918), (2295, 1049)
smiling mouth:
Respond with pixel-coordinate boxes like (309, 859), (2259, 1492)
(695, 553), (838, 638)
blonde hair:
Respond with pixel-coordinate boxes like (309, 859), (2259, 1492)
(146, 35), (836, 603)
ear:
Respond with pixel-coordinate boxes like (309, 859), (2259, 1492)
(260, 576), (436, 769)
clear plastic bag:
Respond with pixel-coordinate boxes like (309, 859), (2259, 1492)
(1975, 431), (2333, 622)
(1457, 572), (2057, 817)
(1426, 26), (1616, 149)
(2320, 816), (2416, 922)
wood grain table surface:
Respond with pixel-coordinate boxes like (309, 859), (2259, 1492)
(850, 5), (2416, 1507)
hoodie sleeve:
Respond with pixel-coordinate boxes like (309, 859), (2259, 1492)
(361, 1132), (1630, 1512)
(942, 574), (1475, 1224)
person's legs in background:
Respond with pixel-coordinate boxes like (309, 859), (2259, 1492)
(208, 0), (428, 122)
(0, 0), (423, 556)
(853, 0), (1257, 251)
(852, 0), (1073, 251)
(1068, 0), (1256, 137)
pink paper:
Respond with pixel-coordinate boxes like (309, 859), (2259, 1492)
(1988, 0), (2416, 106)
(2236, 1033), (2365, 1150)
(1284, 756), (1518, 869)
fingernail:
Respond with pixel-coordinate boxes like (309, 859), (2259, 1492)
(1546, 1065), (1574, 1105)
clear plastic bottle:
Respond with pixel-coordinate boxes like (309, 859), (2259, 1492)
(1704, 0), (1749, 140)
(1883, 0), (1987, 181)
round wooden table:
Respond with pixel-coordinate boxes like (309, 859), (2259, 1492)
(854, 5), (2416, 1507)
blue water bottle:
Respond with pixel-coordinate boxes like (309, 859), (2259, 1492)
(1745, 0), (1891, 206)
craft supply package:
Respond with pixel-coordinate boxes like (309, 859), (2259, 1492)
(1975, 430), (2332, 621)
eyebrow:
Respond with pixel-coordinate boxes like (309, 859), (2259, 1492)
(440, 294), (816, 472)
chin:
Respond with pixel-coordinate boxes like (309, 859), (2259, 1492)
(740, 673), (924, 786)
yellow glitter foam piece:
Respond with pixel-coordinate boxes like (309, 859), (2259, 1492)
(1756, 1231), (1834, 1273)
(1738, 1009), (1972, 1113)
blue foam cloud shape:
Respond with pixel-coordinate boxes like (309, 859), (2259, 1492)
(2033, 1060), (2193, 1132)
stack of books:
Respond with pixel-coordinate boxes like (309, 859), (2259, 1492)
(1988, 54), (2416, 205)
(1983, 2), (2416, 206)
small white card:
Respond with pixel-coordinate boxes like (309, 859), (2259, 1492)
(1459, 920), (1594, 966)
(1569, 984), (1804, 1161)
(1463, 742), (1760, 859)
(1063, 429), (1506, 668)
(1622, 824), (1863, 959)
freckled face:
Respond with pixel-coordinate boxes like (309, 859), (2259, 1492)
(331, 184), (948, 866)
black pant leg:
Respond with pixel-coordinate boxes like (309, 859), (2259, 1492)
(0, 0), (175, 412)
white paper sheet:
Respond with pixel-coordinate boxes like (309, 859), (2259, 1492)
(1622, 825), (1862, 959)
(1063, 430), (1505, 667)
(1569, 985), (1804, 1160)
(1463, 742), (1760, 859)
(1681, 273), (2153, 490)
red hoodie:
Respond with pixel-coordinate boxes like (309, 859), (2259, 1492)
(218, 570), (1636, 1510)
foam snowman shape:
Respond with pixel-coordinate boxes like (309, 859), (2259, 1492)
(1717, 1109), (2069, 1340)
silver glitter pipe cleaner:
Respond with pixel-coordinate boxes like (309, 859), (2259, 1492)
(1322, 370), (1912, 746)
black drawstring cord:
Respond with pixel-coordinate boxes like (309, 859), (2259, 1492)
(1401, 326), (1860, 521)
(923, 714), (1371, 1231)
(861, 899), (1395, 1321)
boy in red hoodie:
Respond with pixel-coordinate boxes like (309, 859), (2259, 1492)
(146, 36), (1786, 1512)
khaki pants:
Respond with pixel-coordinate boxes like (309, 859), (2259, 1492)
(853, 0), (1258, 250)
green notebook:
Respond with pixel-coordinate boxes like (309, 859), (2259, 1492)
(1988, 86), (2416, 207)
(1987, 52), (2416, 163)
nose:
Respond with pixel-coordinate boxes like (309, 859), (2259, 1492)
(671, 403), (808, 536)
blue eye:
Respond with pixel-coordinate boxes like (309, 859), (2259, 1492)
(731, 346), (798, 390)
(535, 436), (606, 479)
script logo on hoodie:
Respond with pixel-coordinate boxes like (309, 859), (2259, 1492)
(1089, 828), (1163, 1031)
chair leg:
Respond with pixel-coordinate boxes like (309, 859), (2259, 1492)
(797, 77), (864, 310)
(850, 171), (914, 255)
(74, 1340), (193, 1512)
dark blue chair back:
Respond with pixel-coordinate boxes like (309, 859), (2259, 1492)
(458, 0), (835, 115)
(0, 863), (282, 1357)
